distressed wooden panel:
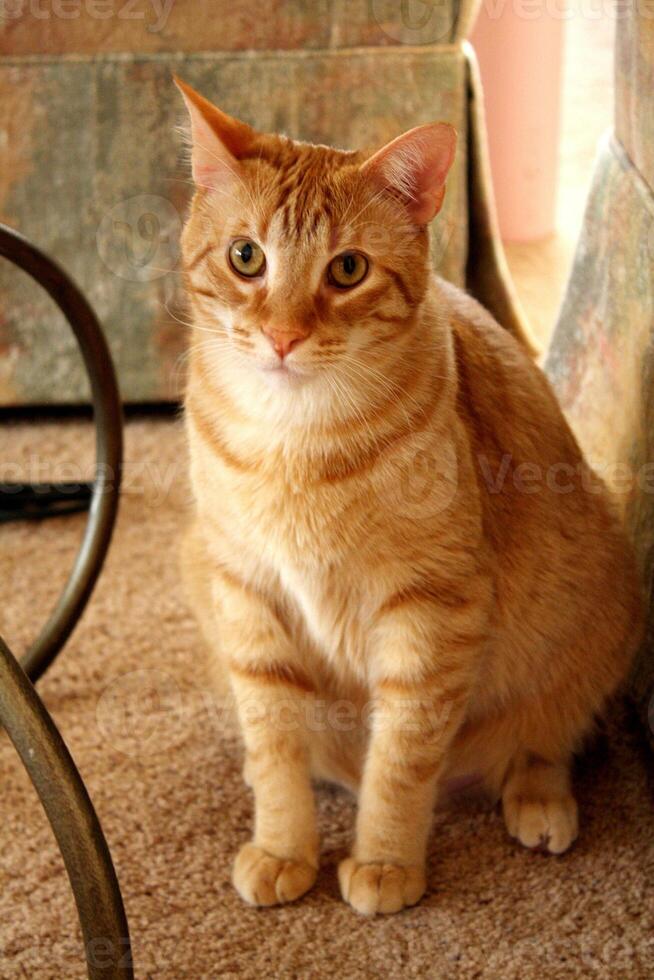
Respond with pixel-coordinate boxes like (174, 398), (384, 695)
(0, 48), (468, 404)
(546, 139), (654, 746)
(0, 0), (472, 55)
(615, 8), (654, 193)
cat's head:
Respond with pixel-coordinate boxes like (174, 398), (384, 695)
(176, 78), (456, 406)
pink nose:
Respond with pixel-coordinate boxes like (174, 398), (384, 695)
(262, 325), (308, 359)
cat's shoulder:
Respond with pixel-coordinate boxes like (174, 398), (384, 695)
(434, 275), (533, 375)
(432, 275), (566, 442)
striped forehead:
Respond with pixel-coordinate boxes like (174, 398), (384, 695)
(247, 139), (359, 241)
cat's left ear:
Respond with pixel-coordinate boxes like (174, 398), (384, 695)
(361, 123), (457, 225)
(174, 76), (257, 187)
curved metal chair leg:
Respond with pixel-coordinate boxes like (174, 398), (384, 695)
(0, 222), (123, 683)
(1, 222), (130, 975)
(0, 635), (133, 979)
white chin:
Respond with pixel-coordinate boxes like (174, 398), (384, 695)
(259, 362), (308, 389)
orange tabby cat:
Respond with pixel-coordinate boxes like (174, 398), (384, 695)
(176, 78), (643, 916)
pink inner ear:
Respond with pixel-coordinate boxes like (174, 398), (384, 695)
(174, 76), (256, 189)
(188, 114), (237, 188)
(362, 123), (457, 225)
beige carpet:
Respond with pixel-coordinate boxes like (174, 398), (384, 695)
(1, 417), (653, 979)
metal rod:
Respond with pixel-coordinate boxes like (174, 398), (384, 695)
(0, 635), (133, 979)
(0, 223), (123, 682)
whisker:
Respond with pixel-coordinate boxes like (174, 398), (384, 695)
(162, 304), (232, 340)
(336, 359), (414, 432)
(194, 141), (260, 212)
(147, 266), (186, 277)
(339, 183), (395, 231)
(331, 370), (381, 447)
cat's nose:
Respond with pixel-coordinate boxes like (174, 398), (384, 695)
(261, 323), (308, 359)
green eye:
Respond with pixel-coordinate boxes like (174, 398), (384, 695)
(328, 251), (368, 289)
(229, 238), (266, 278)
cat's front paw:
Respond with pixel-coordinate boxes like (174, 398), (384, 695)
(338, 858), (426, 915)
(232, 843), (317, 906)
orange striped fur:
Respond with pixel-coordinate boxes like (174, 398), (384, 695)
(177, 80), (643, 915)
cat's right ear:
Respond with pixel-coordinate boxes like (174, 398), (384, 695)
(174, 77), (257, 188)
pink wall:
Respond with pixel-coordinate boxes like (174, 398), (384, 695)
(471, 1), (565, 241)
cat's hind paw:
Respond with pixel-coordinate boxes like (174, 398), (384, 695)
(503, 794), (579, 854)
(233, 843), (317, 906)
(338, 858), (426, 915)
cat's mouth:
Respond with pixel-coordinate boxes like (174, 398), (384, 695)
(259, 359), (310, 388)
(262, 360), (296, 375)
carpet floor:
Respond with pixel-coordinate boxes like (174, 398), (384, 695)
(1, 417), (653, 979)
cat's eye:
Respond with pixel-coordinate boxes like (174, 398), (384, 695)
(327, 251), (369, 289)
(228, 238), (266, 278)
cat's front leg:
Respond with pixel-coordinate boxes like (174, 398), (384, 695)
(339, 592), (485, 915)
(212, 571), (319, 906)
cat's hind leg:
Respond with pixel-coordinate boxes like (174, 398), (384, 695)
(502, 751), (578, 854)
(446, 705), (580, 854)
